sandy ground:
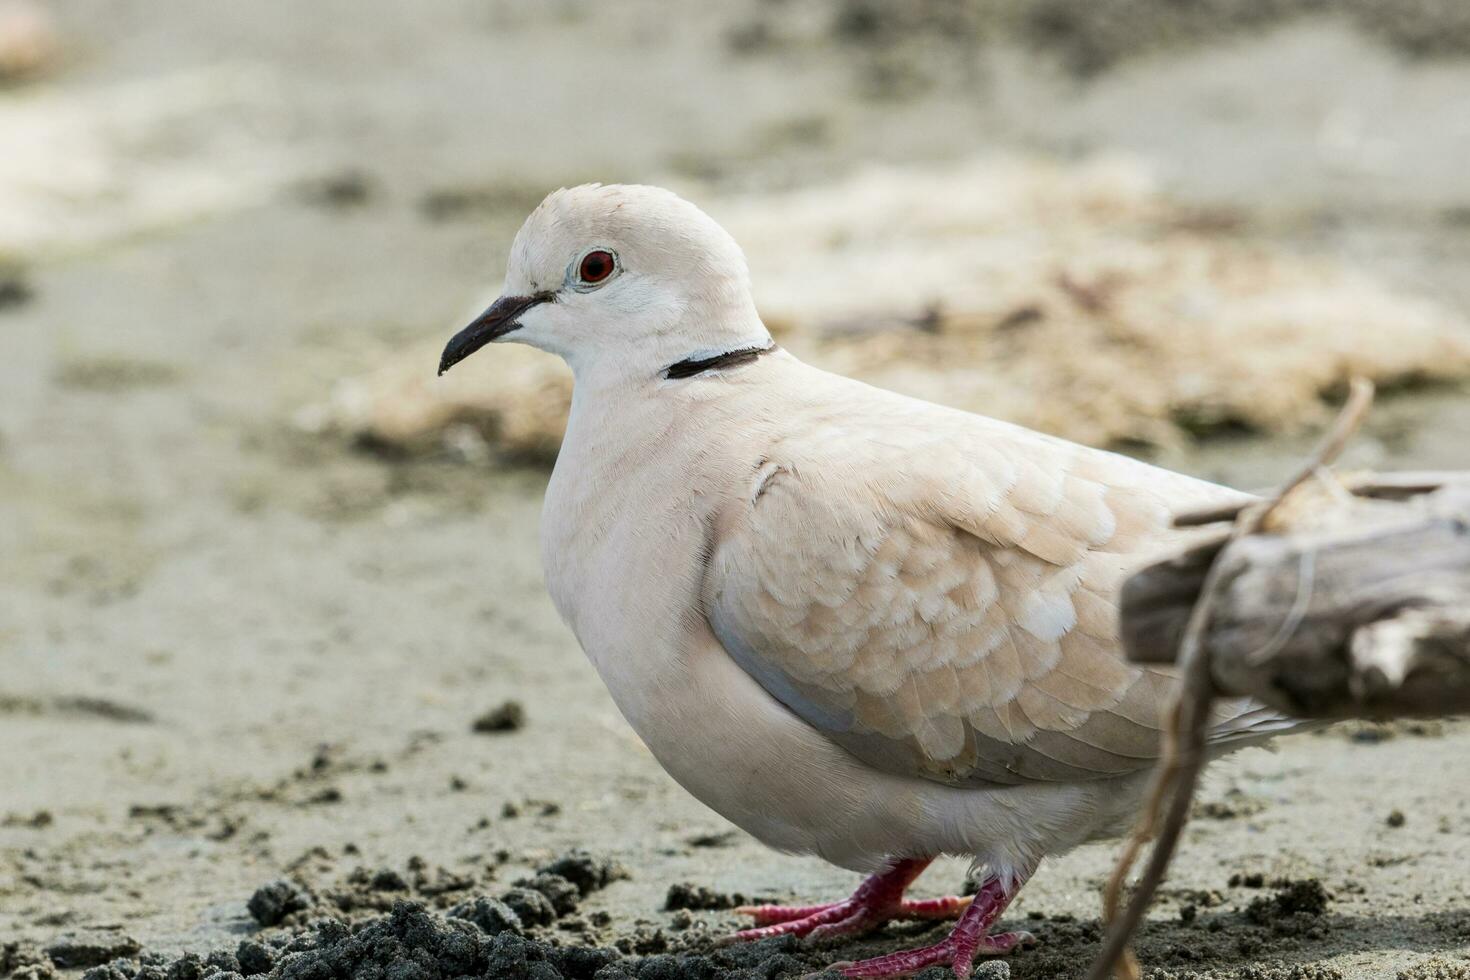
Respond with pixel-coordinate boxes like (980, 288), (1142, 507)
(4, 2), (1470, 978)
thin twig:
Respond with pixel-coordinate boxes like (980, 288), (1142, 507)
(1085, 378), (1374, 980)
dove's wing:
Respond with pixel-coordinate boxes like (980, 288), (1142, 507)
(705, 397), (1286, 788)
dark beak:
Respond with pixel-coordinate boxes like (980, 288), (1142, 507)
(438, 292), (554, 376)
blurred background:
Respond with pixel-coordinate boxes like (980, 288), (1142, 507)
(4, 2), (1470, 977)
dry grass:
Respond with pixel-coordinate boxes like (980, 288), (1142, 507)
(321, 155), (1470, 462)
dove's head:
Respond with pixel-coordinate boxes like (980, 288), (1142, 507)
(438, 183), (770, 381)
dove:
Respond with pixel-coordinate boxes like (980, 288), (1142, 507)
(437, 183), (1300, 978)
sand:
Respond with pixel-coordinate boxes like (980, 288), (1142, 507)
(4, 2), (1470, 979)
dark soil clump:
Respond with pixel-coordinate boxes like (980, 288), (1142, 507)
(43, 933), (142, 970)
(0, 272), (32, 311)
(472, 700), (527, 733)
(69, 901), (838, 980)
(447, 896), (525, 937)
(538, 852), (630, 896)
(1247, 879), (1331, 922)
(664, 883), (745, 912)
(247, 881), (314, 928)
(500, 886), (559, 928)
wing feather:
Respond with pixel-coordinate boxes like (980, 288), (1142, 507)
(705, 405), (1283, 788)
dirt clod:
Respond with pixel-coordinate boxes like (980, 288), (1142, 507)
(246, 880), (313, 927)
(520, 873), (582, 916)
(234, 941), (275, 977)
(1229, 872), (1267, 889)
(368, 867), (409, 891)
(501, 886), (559, 928)
(297, 171), (374, 209)
(43, 932), (141, 969)
(0, 272), (32, 310)
(1, 810), (52, 828)
(664, 883), (744, 911)
(539, 852), (630, 896)
(1246, 879), (1331, 925)
(2, 941), (51, 979)
(473, 700), (527, 733)
(448, 896), (525, 937)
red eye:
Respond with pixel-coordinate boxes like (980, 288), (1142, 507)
(578, 249), (615, 284)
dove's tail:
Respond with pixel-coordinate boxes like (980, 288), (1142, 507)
(1206, 698), (1325, 750)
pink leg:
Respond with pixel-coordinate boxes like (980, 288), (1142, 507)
(832, 872), (1036, 978)
(726, 858), (969, 943)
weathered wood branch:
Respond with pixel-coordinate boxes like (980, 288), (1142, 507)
(1120, 473), (1470, 718)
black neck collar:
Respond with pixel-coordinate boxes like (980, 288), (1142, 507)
(664, 343), (776, 380)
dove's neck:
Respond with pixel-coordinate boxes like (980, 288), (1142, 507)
(564, 296), (772, 391)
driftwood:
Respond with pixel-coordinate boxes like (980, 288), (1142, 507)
(1087, 382), (1470, 980)
(1120, 473), (1470, 718)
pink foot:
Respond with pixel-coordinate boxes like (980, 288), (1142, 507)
(830, 874), (1035, 979)
(727, 859), (968, 943)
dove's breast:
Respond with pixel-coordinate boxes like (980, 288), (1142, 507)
(538, 377), (894, 863)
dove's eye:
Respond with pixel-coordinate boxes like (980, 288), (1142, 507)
(577, 249), (616, 286)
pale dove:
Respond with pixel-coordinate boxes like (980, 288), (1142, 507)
(438, 184), (1300, 978)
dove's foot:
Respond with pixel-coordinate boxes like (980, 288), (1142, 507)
(728, 858), (966, 942)
(829, 874), (1032, 979)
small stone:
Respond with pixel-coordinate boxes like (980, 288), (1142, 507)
(1387, 808), (1407, 828)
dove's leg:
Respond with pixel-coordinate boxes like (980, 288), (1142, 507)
(831, 871), (1034, 979)
(728, 857), (970, 942)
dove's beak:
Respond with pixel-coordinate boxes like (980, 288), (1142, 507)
(438, 292), (553, 376)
